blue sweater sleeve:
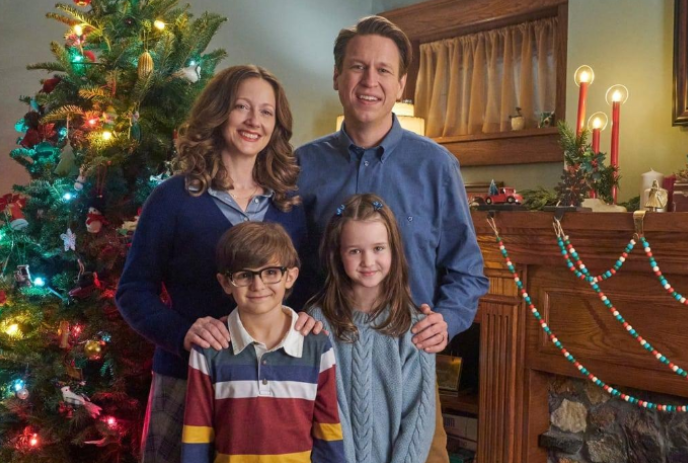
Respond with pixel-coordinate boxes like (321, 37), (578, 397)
(434, 158), (489, 338)
(115, 180), (192, 358)
(391, 322), (436, 463)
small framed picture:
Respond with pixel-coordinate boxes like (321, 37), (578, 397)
(436, 354), (463, 393)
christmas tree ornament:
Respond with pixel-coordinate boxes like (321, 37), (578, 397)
(41, 76), (61, 94)
(0, 194), (29, 230)
(83, 50), (96, 62)
(84, 339), (103, 360)
(101, 106), (117, 129)
(175, 64), (201, 83)
(60, 386), (101, 417)
(58, 321), (71, 348)
(73, 0), (91, 6)
(74, 175), (85, 190)
(19, 111), (42, 149)
(137, 51), (154, 79)
(85, 206), (105, 233)
(14, 265), (32, 288)
(128, 110), (141, 141)
(58, 401), (74, 418)
(68, 271), (101, 299)
(97, 331), (112, 343)
(54, 140), (77, 177)
(60, 228), (76, 252)
(16, 388), (29, 400)
(0, 291), (6, 305)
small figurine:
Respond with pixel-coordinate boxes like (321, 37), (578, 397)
(645, 180), (668, 212)
(0, 194), (28, 230)
(60, 386), (102, 418)
(15, 265), (32, 288)
(86, 206), (105, 233)
(510, 107), (525, 131)
(486, 187), (524, 205)
(538, 111), (555, 128)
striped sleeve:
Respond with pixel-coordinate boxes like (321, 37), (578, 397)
(181, 346), (215, 463)
(311, 338), (346, 462)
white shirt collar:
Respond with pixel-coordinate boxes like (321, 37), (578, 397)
(227, 306), (304, 358)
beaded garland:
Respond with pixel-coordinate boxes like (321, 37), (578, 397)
(556, 234), (688, 381)
(641, 237), (688, 305)
(488, 218), (688, 413)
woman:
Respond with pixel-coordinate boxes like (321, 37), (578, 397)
(116, 65), (320, 463)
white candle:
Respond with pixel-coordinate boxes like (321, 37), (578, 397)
(640, 169), (664, 209)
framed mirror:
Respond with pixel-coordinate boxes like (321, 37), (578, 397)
(674, 0), (688, 125)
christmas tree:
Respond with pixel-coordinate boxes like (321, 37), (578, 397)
(0, 1), (226, 461)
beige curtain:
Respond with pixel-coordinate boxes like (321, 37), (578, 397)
(415, 17), (558, 138)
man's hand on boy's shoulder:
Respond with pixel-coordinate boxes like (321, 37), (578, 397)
(184, 316), (230, 351)
(411, 304), (449, 353)
(295, 312), (328, 337)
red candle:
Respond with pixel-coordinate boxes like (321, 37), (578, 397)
(574, 66), (594, 137)
(592, 128), (601, 153)
(577, 81), (589, 137)
(610, 101), (620, 203)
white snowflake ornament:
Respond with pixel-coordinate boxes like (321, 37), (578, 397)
(60, 228), (76, 251)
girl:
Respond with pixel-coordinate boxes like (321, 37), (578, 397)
(308, 193), (436, 463)
(116, 65), (321, 463)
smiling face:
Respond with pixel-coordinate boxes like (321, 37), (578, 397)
(221, 77), (277, 159)
(334, 34), (406, 141)
(339, 218), (392, 303)
(217, 259), (298, 317)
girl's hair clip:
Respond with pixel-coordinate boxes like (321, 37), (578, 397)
(372, 201), (383, 211)
(335, 204), (346, 216)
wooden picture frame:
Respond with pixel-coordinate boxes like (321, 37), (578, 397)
(674, 0), (688, 126)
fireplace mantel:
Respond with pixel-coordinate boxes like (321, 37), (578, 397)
(470, 211), (688, 463)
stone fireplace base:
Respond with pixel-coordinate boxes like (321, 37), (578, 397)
(540, 376), (688, 463)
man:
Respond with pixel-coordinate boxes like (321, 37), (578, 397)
(296, 15), (489, 461)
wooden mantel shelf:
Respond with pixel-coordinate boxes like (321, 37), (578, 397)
(469, 210), (688, 463)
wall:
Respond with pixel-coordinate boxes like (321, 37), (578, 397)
(0, 0), (371, 193)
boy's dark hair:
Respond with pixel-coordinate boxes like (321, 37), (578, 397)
(216, 221), (300, 276)
(334, 15), (412, 76)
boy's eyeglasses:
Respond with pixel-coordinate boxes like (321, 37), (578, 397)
(228, 266), (287, 287)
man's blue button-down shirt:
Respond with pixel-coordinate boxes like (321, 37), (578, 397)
(296, 115), (489, 338)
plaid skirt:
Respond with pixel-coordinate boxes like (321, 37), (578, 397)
(140, 373), (187, 463)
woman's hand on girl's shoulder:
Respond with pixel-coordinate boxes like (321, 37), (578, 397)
(411, 304), (449, 353)
(184, 316), (231, 351)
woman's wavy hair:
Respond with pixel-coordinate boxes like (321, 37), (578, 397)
(308, 193), (417, 341)
(175, 64), (300, 211)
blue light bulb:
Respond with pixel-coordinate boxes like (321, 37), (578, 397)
(33, 277), (45, 287)
(63, 193), (73, 201)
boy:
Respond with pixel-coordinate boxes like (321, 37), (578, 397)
(181, 222), (345, 463)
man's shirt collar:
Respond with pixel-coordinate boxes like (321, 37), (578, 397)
(336, 113), (404, 162)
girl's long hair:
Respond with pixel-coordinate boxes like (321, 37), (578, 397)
(309, 193), (416, 341)
(174, 64), (300, 211)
